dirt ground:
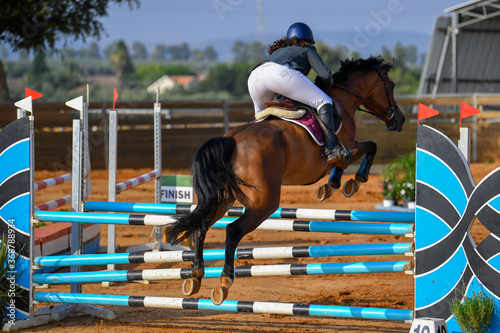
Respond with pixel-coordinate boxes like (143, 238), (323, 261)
(23, 164), (495, 333)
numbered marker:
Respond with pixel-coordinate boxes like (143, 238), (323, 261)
(410, 318), (448, 333)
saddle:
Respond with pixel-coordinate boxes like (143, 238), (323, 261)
(264, 97), (344, 121)
(255, 97), (344, 145)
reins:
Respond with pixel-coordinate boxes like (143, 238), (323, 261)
(332, 65), (398, 121)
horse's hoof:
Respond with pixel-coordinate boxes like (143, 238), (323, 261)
(317, 184), (337, 201)
(211, 286), (229, 305)
(182, 278), (201, 296)
(343, 179), (361, 197)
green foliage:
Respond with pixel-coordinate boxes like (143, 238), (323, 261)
(23, 51), (84, 101)
(380, 177), (398, 200)
(450, 290), (495, 333)
(135, 63), (193, 83)
(110, 40), (134, 83)
(198, 62), (251, 97)
(232, 40), (267, 63)
(191, 46), (217, 62)
(0, 0), (140, 51)
(315, 42), (360, 72)
(131, 42), (148, 60)
(1, 236), (26, 315)
(3, 36), (422, 102)
(381, 42), (421, 95)
(382, 152), (416, 201)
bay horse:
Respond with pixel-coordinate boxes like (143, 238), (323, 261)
(168, 56), (405, 305)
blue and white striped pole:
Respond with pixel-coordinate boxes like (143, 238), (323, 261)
(34, 242), (413, 268)
(33, 261), (413, 285)
(84, 201), (415, 223)
(34, 211), (414, 236)
(35, 292), (413, 322)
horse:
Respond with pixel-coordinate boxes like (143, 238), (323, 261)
(168, 56), (405, 305)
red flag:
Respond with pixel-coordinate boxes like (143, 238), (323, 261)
(25, 88), (43, 100)
(113, 88), (119, 110)
(460, 102), (480, 127)
(418, 103), (439, 124)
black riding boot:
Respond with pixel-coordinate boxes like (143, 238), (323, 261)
(318, 104), (352, 164)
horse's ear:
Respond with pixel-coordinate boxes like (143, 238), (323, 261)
(386, 58), (394, 69)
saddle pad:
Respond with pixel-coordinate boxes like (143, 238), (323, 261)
(255, 107), (342, 146)
(255, 107), (306, 120)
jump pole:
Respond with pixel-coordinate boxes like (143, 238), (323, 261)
(34, 292), (413, 322)
(34, 242), (413, 268)
(84, 201), (415, 223)
(33, 211), (414, 236)
(33, 260), (413, 285)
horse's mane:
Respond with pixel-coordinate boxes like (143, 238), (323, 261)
(338, 55), (389, 74)
(318, 55), (391, 88)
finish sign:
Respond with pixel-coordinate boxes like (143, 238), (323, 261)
(161, 175), (193, 204)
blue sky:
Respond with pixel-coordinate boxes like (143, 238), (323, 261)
(92, 0), (464, 59)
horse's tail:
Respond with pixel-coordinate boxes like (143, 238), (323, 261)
(168, 136), (252, 245)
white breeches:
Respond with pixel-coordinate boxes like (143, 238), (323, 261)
(247, 62), (332, 114)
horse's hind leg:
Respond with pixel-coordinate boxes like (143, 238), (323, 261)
(211, 195), (280, 305)
(182, 228), (206, 295)
(183, 197), (234, 296)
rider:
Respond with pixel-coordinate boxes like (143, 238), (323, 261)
(247, 22), (351, 164)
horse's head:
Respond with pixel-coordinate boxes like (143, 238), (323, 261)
(364, 59), (405, 132)
(331, 57), (405, 132)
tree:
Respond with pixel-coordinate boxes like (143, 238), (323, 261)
(0, 45), (8, 60)
(104, 41), (120, 59)
(151, 44), (167, 60)
(110, 40), (134, 84)
(17, 49), (29, 60)
(169, 42), (190, 60)
(198, 62), (249, 97)
(232, 40), (266, 63)
(204, 46), (217, 62)
(61, 47), (77, 59)
(27, 51), (51, 92)
(88, 42), (100, 59)
(192, 47), (218, 62)
(132, 41), (148, 60)
(0, 0), (140, 102)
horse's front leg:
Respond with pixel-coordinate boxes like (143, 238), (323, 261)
(317, 167), (343, 201)
(317, 141), (377, 200)
(342, 141), (377, 197)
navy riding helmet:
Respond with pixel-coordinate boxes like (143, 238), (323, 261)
(286, 22), (315, 43)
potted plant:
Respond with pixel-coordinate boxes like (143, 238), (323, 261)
(380, 177), (398, 207)
(382, 152), (416, 208)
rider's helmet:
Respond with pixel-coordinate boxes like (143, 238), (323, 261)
(286, 22), (315, 44)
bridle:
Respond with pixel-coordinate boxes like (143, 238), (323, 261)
(332, 65), (398, 122)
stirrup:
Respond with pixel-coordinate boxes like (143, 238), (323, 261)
(337, 140), (357, 164)
(324, 146), (343, 164)
(324, 145), (356, 164)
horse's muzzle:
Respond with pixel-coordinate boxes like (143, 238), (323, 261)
(386, 107), (405, 132)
